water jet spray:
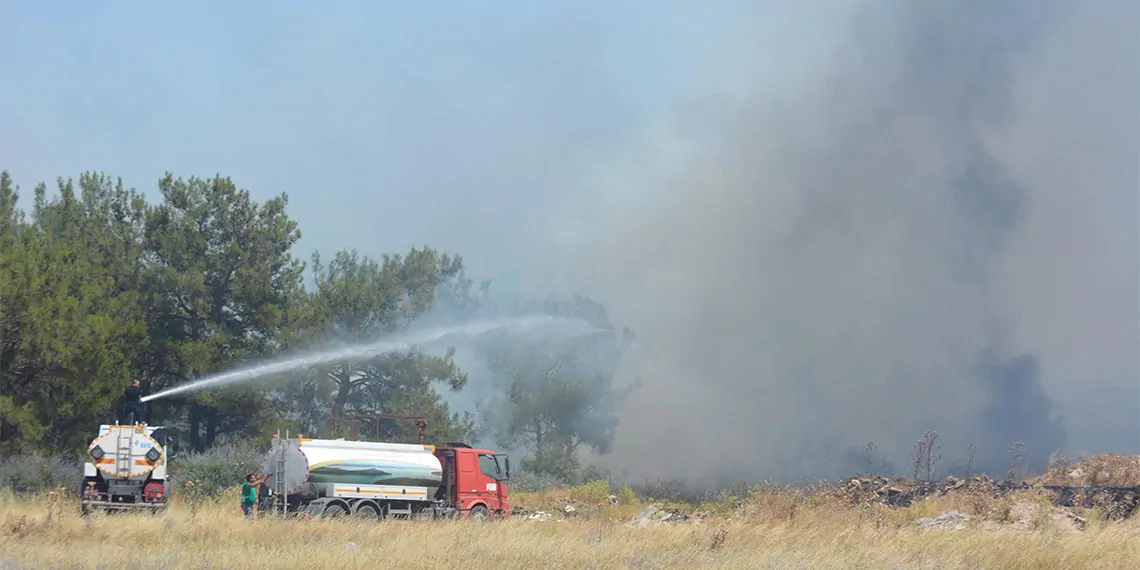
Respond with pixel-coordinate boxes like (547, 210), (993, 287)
(141, 315), (602, 403)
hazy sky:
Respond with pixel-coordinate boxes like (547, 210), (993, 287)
(2, 0), (1136, 481)
(1, 0), (846, 288)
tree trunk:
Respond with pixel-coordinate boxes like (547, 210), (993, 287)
(204, 407), (218, 449)
(330, 369), (354, 425)
(189, 404), (204, 452)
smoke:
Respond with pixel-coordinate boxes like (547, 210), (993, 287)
(1, 0), (1133, 484)
(544, 0), (1139, 482)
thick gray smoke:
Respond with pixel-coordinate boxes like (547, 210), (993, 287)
(2, 0), (1132, 485)
(544, 0), (1139, 482)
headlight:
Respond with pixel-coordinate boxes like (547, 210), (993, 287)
(145, 447), (161, 462)
(90, 446), (105, 461)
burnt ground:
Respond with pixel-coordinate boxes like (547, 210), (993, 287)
(832, 454), (1140, 521)
(511, 455), (1140, 526)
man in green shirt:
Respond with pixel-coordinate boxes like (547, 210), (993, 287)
(242, 473), (266, 518)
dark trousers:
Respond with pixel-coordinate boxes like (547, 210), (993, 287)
(119, 402), (145, 424)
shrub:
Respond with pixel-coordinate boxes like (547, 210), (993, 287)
(578, 463), (611, 484)
(570, 479), (612, 504)
(168, 442), (264, 506)
(0, 454), (82, 494)
(616, 485), (637, 505)
(520, 449), (580, 484)
(507, 468), (570, 493)
(631, 478), (723, 505)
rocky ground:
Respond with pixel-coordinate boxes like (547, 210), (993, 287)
(513, 454), (1140, 532)
(833, 454), (1140, 521)
(1036, 454), (1140, 488)
(834, 453), (1135, 522)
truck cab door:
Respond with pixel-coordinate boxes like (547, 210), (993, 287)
(494, 453), (510, 514)
(456, 451), (481, 510)
(477, 453), (509, 513)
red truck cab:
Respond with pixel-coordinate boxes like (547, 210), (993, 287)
(434, 443), (511, 520)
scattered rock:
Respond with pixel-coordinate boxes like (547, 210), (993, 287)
(916, 510), (971, 531)
(626, 554), (651, 570)
(628, 505), (658, 527)
(1036, 455), (1140, 488)
(1052, 507), (1086, 532)
(1007, 502), (1087, 532)
(510, 506), (554, 522)
(1053, 487), (1140, 521)
(1009, 502), (1040, 531)
(626, 505), (697, 527)
(832, 456), (1140, 522)
(836, 474), (1015, 507)
(563, 504), (578, 517)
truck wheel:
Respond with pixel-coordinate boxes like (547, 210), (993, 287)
(323, 503), (348, 518)
(468, 505), (489, 521)
(354, 504), (381, 520)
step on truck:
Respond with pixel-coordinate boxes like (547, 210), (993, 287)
(261, 432), (511, 520)
(81, 423), (170, 515)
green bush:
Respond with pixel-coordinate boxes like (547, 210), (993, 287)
(616, 485), (637, 505)
(570, 479), (612, 504)
(508, 470), (567, 493)
(169, 442), (264, 505)
(0, 454), (82, 494)
(520, 448), (580, 484)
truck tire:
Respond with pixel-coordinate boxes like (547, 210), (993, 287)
(354, 503), (382, 520)
(468, 504), (489, 521)
(323, 503), (348, 518)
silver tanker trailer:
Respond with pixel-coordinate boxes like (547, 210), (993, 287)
(262, 432), (512, 520)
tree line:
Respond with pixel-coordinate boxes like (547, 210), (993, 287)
(0, 170), (634, 482)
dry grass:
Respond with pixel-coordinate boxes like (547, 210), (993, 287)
(1, 491), (1138, 570)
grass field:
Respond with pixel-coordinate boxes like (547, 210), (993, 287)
(2, 487), (1138, 570)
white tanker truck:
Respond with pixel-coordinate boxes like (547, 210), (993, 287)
(81, 423), (170, 515)
(261, 432), (512, 520)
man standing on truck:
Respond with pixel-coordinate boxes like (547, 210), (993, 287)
(119, 378), (145, 424)
(242, 473), (267, 519)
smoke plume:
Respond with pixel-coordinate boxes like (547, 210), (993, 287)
(547, 0), (1138, 482)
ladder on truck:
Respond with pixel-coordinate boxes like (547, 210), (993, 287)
(115, 426), (135, 478)
(273, 430), (289, 516)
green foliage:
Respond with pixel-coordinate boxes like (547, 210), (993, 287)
(520, 445), (582, 483)
(476, 295), (639, 481)
(616, 485), (638, 505)
(142, 173), (306, 451)
(502, 470), (567, 493)
(0, 174), (148, 453)
(0, 169), (479, 457)
(170, 442), (264, 506)
(570, 479), (612, 504)
(0, 454), (82, 494)
(273, 246), (472, 442)
(0, 167), (635, 473)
